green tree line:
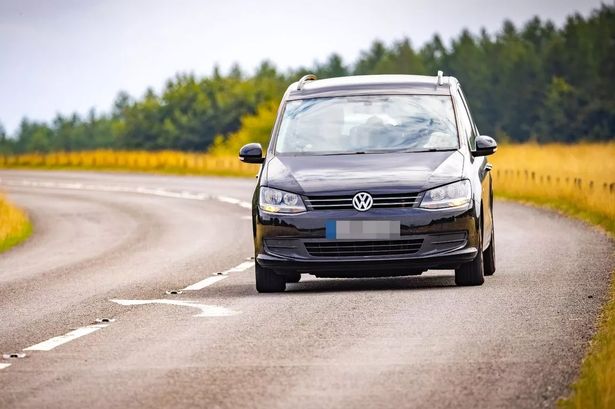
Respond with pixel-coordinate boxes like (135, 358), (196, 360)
(1, 4), (613, 155)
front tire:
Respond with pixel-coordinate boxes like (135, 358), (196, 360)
(255, 263), (286, 293)
(455, 243), (485, 286)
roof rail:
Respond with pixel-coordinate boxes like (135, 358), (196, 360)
(297, 74), (317, 91)
(436, 70), (444, 86)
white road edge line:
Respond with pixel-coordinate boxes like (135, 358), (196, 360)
(23, 324), (109, 352)
(0, 363), (11, 370)
(183, 260), (255, 291)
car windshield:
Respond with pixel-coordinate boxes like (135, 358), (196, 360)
(275, 95), (458, 155)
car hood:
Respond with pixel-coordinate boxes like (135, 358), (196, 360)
(264, 150), (464, 194)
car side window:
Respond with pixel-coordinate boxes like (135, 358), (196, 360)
(455, 90), (475, 151)
(461, 90), (479, 130)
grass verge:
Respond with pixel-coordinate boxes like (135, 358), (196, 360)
(491, 143), (614, 408)
(0, 151), (255, 177)
(492, 194), (614, 408)
(558, 276), (615, 409)
(0, 194), (32, 253)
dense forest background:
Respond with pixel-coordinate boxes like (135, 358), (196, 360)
(1, 4), (613, 154)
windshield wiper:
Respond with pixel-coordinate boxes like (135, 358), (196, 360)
(399, 148), (457, 153)
(303, 148), (456, 156)
(319, 151), (367, 156)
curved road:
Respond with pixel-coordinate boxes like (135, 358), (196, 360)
(0, 170), (612, 409)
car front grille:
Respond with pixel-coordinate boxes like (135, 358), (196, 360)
(304, 239), (424, 257)
(304, 192), (421, 210)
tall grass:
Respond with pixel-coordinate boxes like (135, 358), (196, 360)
(491, 143), (615, 235)
(0, 150), (255, 177)
(0, 194), (32, 252)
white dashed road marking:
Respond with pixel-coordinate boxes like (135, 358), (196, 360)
(1, 179), (252, 361)
(183, 261), (254, 291)
(183, 275), (228, 291)
(0, 363), (11, 370)
(23, 324), (110, 352)
(217, 195), (252, 209)
(110, 299), (240, 317)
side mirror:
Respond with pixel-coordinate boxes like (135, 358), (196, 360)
(473, 135), (497, 157)
(239, 143), (264, 164)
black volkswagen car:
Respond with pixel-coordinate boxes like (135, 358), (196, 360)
(239, 73), (497, 292)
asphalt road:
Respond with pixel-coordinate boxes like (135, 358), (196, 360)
(0, 169), (613, 409)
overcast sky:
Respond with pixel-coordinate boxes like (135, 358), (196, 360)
(0, 0), (605, 135)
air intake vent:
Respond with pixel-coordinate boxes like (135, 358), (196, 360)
(304, 239), (423, 257)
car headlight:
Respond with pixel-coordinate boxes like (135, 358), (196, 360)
(259, 187), (306, 214)
(420, 180), (471, 209)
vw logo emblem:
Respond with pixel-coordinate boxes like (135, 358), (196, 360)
(352, 192), (373, 211)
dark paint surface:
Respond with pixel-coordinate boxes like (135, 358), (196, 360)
(263, 151), (464, 194)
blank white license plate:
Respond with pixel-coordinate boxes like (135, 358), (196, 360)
(325, 220), (400, 240)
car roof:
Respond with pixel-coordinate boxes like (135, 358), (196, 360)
(286, 74), (457, 100)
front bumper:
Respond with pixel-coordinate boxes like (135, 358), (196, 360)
(254, 205), (480, 277)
